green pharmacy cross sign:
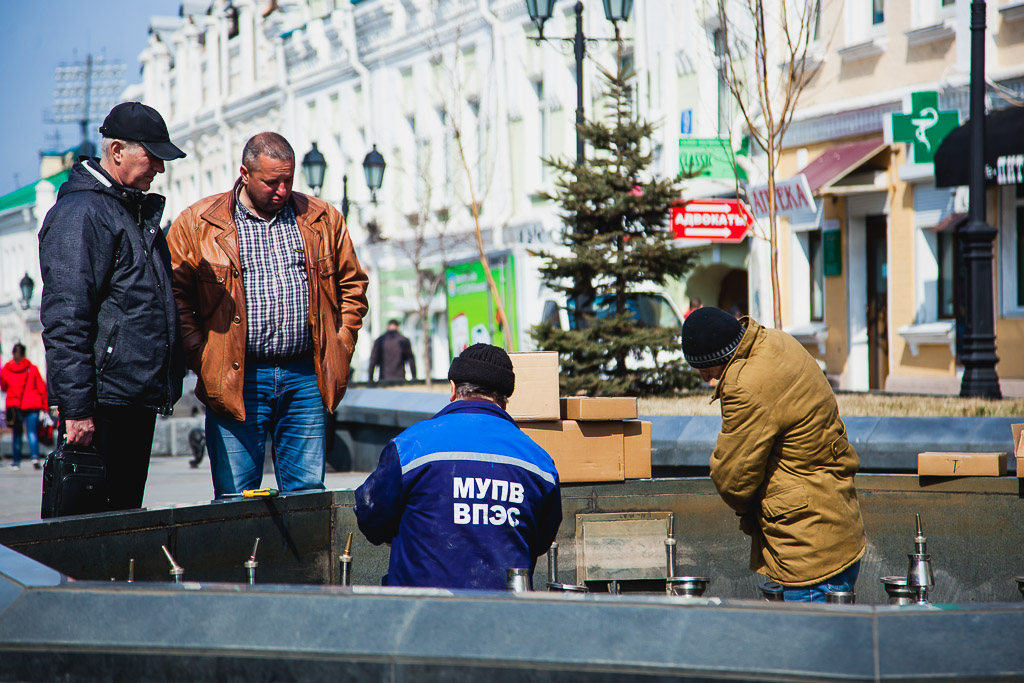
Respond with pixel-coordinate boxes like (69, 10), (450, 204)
(889, 91), (959, 164)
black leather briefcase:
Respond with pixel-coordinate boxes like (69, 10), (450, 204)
(41, 440), (108, 518)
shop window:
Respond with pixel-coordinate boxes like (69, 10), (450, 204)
(999, 185), (1024, 316)
(808, 229), (824, 321)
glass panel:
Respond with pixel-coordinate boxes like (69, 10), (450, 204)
(568, 294), (681, 330)
(872, 0), (884, 24)
(938, 232), (955, 319)
(1017, 206), (1024, 307)
(809, 230), (824, 321)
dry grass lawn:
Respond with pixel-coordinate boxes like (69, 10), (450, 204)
(380, 382), (1023, 417)
(641, 392), (1024, 417)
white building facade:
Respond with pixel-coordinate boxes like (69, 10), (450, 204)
(133, 0), (742, 378)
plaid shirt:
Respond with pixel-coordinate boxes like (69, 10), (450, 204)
(234, 190), (312, 358)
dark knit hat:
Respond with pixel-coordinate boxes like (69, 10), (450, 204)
(448, 343), (516, 397)
(682, 307), (746, 369)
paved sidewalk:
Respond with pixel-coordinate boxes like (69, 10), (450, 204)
(0, 456), (370, 525)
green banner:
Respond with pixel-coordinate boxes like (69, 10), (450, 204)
(445, 254), (519, 359)
(678, 137), (747, 180)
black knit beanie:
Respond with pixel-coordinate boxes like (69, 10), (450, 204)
(448, 343), (516, 397)
(681, 307), (746, 369)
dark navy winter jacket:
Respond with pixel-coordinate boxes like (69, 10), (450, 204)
(355, 400), (562, 590)
(38, 159), (184, 419)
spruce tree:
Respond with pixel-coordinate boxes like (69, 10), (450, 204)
(531, 63), (700, 397)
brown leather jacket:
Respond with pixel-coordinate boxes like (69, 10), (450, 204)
(166, 183), (369, 420)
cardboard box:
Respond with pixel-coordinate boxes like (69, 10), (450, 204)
(623, 420), (652, 479)
(917, 452), (1007, 477)
(561, 397), (638, 421)
(506, 352), (560, 421)
(520, 420), (624, 483)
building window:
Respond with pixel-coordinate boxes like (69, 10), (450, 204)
(937, 231), (956, 319)
(809, 229), (824, 321)
(872, 0), (885, 25)
(533, 80), (551, 181)
(712, 29), (730, 134)
(1018, 199), (1024, 308)
(813, 0), (823, 41)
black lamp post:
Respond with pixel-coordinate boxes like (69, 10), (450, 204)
(362, 145), (386, 204)
(19, 273), (34, 310)
(341, 175), (350, 221)
(525, 0), (632, 166)
(959, 0), (1001, 398)
(301, 143), (327, 197)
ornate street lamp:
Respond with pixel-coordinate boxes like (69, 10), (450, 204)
(959, 0), (1001, 398)
(362, 145), (386, 204)
(301, 143), (327, 197)
(524, 1), (632, 165)
(19, 273), (34, 310)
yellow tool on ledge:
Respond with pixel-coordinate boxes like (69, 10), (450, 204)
(242, 488), (279, 499)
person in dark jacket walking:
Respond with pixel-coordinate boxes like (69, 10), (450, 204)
(0, 344), (48, 470)
(38, 102), (186, 513)
(368, 319), (416, 382)
(355, 343), (562, 590)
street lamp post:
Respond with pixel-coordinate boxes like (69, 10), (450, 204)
(341, 175), (350, 221)
(959, 0), (1001, 398)
(525, 0), (632, 166)
(19, 273), (34, 310)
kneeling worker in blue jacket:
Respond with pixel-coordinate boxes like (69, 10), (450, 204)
(355, 344), (562, 590)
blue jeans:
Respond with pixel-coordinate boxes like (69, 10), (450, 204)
(782, 561), (860, 603)
(205, 356), (327, 497)
(11, 410), (39, 465)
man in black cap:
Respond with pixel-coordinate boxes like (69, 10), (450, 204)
(38, 102), (187, 514)
(355, 343), (562, 590)
(682, 308), (865, 602)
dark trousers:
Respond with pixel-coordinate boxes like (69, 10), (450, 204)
(57, 405), (157, 512)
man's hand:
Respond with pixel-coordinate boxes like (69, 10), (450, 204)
(65, 417), (95, 447)
(738, 511), (758, 537)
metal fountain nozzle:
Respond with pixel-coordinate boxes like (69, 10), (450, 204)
(244, 537), (260, 585)
(907, 514), (934, 604)
(913, 513), (927, 555)
(339, 532), (353, 587)
(547, 541), (559, 585)
(161, 545), (184, 584)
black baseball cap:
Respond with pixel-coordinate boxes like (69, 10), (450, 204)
(98, 102), (186, 160)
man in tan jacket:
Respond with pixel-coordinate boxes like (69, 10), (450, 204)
(167, 132), (368, 497)
(682, 307), (865, 602)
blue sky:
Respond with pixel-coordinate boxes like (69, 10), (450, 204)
(0, 0), (181, 195)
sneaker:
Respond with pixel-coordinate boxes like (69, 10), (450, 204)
(9, 464), (20, 471)
(32, 460), (41, 470)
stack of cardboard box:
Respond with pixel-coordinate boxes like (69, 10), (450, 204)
(505, 352), (652, 483)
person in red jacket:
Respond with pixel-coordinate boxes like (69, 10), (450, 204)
(1, 344), (48, 470)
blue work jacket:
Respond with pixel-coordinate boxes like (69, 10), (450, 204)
(354, 400), (562, 590)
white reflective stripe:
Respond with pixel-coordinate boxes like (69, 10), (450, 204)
(83, 160), (113, 187)
(401, 451), (556, 485)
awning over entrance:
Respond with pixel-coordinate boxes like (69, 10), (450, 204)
(797, 138), (889, 195)
(934, 106), (1024, 188)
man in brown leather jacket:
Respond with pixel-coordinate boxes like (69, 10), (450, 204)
(682, 307), (866, 602)
(167, 132), (368, 497)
